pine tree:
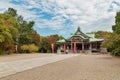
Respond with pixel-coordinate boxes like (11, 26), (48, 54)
(112, 12), (120, 34)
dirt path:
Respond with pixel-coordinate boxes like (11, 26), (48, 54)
(0, 54), (120, 80)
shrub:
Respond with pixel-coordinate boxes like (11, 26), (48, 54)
(0, 48), (6, 55)
(28, 44), (39, 53)
(112, 47), (120, 56)
(21, 44), (39, 53)
(0, 48), (11, 55)
(21, 44), (29, 53)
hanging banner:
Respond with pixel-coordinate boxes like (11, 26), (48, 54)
(51, 43), (54, 53)
(74, 42), (76, 54)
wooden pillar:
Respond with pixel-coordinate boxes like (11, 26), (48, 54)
(71, 42), (72, 50)
(74, 42), (76, 54)
(82, 42), (84, 52)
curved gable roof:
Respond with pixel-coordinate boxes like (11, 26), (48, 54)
(70, 27), (90, 39)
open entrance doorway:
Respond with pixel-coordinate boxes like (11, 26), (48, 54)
(76, 43), (82, 53)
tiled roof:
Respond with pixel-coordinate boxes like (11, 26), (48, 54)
(70, 27), (90, 39)
(86, 33), (104, 42)
(56, 39), (66, 43)
(57, 27), (104, 43)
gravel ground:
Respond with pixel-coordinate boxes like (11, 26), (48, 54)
(0, 54), (120, 80)
(0, 53), (55, 62)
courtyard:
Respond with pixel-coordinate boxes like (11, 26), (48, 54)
(0, 53), (120, 80)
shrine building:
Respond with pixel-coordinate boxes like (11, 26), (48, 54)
(57, 27), (104, 53)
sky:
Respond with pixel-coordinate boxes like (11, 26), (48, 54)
(0, 0), (120, 38)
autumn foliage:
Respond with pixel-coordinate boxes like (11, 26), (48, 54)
(0, 8), (64, 54)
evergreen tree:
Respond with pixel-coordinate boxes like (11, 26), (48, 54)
(112, 12), (120, 34)
(4, 8), (17, 17)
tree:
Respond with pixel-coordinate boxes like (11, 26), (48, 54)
(102, 11), (120, 56)
(4, 8), (36, 45)
(18, 21), (35, 45)
(39, 34), (64, 53)
(4, 8), (17, 17)
(0, 8), (41, 54)
(95, 31), (112, 39)
(32, 30), (40, 46)
(111, 12), (120, 56)
(1, 8), (65, 54)
(0, 14), (19, 54)
(112, 12), (120, 34)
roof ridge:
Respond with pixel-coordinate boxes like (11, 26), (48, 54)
(73, 26), (90, 39)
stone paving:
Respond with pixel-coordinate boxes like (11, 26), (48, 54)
(0, 53), (54, 62)
(0, 54), (78, 78)
(0, 54), (120, 80)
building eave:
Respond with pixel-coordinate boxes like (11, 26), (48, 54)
(89, 38), (104, 42)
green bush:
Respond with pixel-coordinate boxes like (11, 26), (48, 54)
(0, 49), (6, 55)
(0, 48), (11, 55)
(112, 47), (120, 56)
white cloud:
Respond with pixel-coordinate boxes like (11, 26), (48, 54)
(0, 0), (120, 37)
(35, 15), (66, 30)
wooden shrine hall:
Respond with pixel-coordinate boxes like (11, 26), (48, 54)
(57, 27), (104, 53)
